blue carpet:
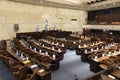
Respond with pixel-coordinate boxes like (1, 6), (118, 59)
(0, 61), (18, 80)
(52, 50), (94, 80)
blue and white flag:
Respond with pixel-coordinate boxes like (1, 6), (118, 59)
(45, 19), (48, 31)
(36, 25), (39, 32)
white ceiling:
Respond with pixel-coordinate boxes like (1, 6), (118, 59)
(8, 0), (120, 11)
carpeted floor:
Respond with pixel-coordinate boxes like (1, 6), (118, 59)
(0, 61), (17, 80)
(52, 50), (94, 80)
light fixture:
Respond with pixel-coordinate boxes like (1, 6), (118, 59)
(113, 2), (116, 5)
(40, 0), (43, 3)
(103, 4), (106, 6)
(66, 0), (79, 3)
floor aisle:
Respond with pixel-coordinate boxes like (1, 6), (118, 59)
(0, 61), (17, 80)
(52, 50), (94, 80)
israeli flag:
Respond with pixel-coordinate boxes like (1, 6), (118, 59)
(53, 23), (57, 30)
(45, 19), (48, 31)
(36, 25), (39, 32)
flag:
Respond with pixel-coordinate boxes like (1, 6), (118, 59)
(36, 25), (39, 32)
(45, 19), (48, 31)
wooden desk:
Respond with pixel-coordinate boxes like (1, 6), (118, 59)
(28, 40), (64, 60)
(19, 40), (61, 71)
(39, 39), (65, 48)
(67, 34), (82, 40)
(95, 52), (120, 62)
(80, 49), (105, 62)
(34, 68), (51, 80)
(76, 41), (105, 55)
(100, 75), (118, 80)
(95, 56), (109, 62)
(90, 52), (120, 72)
(111, 69), (120, 79)
(38, 39), (66, 53)
(7, 45), (51, 80)
(76, 47), (85, 55)
(83, 65), (120, 80)
(89, 59), (102, 72)
(45, 36), (67, 45)
(80, 44), (118, 63)
(66, 40), (77, 50)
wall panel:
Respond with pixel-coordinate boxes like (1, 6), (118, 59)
(0, 0), (87, 40)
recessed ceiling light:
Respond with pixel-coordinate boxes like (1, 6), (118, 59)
(113, 3), (116, 5)
(40, 0), (43, 3)
(66, 0), (79, 3)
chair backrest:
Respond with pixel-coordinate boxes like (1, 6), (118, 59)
(3, 56), (11, 65)
(19, 65), (29, 79)
(109, 56), (120, 64)
(41, 55), (52, 70)
(28, 73), (36, 80)
(41, 55), (52, 64)
(101, 59), (114, 68)
(0, 40), (7, 50)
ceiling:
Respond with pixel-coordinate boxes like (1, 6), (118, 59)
(8, 0), (120, 11)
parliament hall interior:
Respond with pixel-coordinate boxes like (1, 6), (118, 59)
(0, 0), (120, 80)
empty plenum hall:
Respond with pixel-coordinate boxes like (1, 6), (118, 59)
(0, 0), (120, 80)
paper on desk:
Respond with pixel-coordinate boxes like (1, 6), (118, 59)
(39, 69), (44, 73)
(53, 54), (56, 60)
(108, 75), (115, 79)
(30, 64), (38, 69)
(78, 45), (81, 48)
(95, 56), (98, 59)
(93, 59), (98, 62)
(23, 60), (31, 64)
(118, 67), (120, 69)
(102, 54), (105, 57)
